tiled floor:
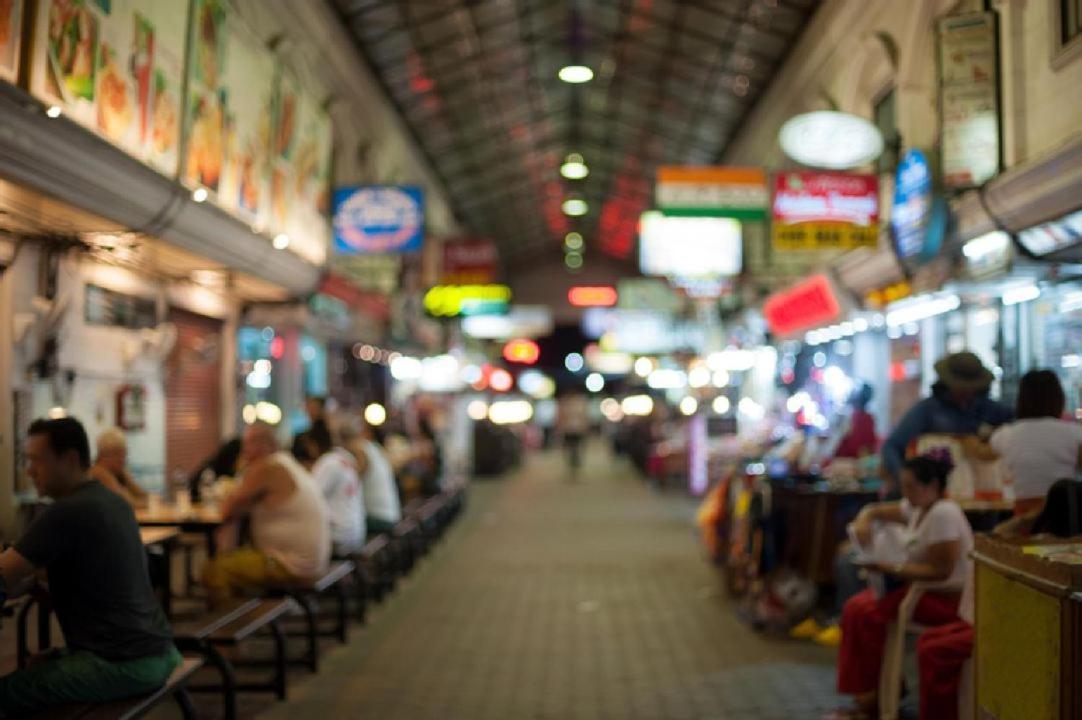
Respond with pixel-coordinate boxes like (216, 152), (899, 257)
(248, 443), (844, 720)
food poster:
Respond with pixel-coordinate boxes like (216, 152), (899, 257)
(0, 0), (24, 84)
(271, 69), (332, 265)
(29, 0), (187, 175)
(216, 24), (275, 225)
(184, 0), (276, 225)
(183, 0), (226, 195)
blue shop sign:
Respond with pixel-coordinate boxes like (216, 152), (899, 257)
(891, 150), (948, 264)
(333, 186), (425, 254)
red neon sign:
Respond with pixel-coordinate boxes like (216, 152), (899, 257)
(763, 274), (841, 336)
(568, 286), (618, 307)
(502, 339), (540, 365)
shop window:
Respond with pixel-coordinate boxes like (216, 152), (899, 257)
(874, 88), (899, 176)
(1064, 0), (1082, 46)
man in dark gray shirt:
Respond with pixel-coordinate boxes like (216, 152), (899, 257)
(0, 417), (179, 717)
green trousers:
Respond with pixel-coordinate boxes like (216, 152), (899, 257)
(0, 645), (181, 717)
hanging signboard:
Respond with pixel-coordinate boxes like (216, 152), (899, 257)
(938, 12), (1001, 190)
(331, 254), (401, 294)
(656, 166), (768, 219)
(29, 0), (188, 176)
(441, 238), (498, 284)
(0, 0), (24, 84)
(617, 278), (684, 313)
(639, 211), (742, 277)
(763, 274), (843, 337)
(771, 172), (879, 251)
(333, 186), (424, 255)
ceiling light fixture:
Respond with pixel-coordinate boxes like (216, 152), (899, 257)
(564, 232), (584, 251)
(562, 198), (588, 216)
(560, 153), (589, 179)
(272, 233), (291, 250)
(565, 252), (584, 270)
(558, 65), (594, 83)
(192, 187), (209, 203)
(46, 105), (62, 118)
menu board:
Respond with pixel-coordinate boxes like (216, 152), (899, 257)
(271, 70), (332, 265)
(29, 0), (188, 176)
(184, 0), (276, 227)
(938, 12), (1001, 190)
(0, 0), (24, 83)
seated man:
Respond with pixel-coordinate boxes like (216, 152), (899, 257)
(309, 423), (366, 556)
(343, 418), (402, 537)
(202, 422), (330, 607)
(0, 417), (180, 717)
(89, 427), (149, 508)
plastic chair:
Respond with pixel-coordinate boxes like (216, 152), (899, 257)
(878, 584), (927, 720)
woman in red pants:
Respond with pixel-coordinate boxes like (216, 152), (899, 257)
(828, 453), (974, 719)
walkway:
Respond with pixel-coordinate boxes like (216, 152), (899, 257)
(257, 443), (842, 720)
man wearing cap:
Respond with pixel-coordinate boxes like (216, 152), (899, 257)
(881, 351), (1013, 494)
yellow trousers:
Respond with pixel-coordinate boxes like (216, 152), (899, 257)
(201, 547), (296, 606)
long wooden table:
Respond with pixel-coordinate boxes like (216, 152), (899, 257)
(137, 504), (224, 555)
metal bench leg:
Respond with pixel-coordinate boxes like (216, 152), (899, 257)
(269, 619), (288, 700)
(336, 582), (350, 644)
(174, 687), (197, 720)
(353, 568), (368, 624)
(205, 642), (238, 720)
(293, 594), (320, 673)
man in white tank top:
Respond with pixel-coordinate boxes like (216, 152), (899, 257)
(202, 422), (331, 607)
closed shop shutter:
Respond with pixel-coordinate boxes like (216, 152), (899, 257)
(165, 308), (223, 478)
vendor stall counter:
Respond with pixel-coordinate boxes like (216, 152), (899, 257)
(972, 535), (1082, 720)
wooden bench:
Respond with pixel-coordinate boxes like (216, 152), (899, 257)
(29, 656), (204, 720)
(267, 560), (355, 673)
(174, 598), (294, 720)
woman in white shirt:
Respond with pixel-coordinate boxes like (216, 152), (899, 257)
(829, 454), (973, 719)
(990, 369), (1082, 518)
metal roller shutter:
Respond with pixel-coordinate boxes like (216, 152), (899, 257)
(165, 308), (223, 478)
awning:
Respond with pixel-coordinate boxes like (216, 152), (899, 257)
(952, 134), (1082, 256)
(0, 83), (320, 295)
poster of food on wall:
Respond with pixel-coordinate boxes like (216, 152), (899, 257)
(0, 0), (24, 84)
(183, 0), (277, 225)
(28, 0), (187, 176)
(270, 67), (332, 265)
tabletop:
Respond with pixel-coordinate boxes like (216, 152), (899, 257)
(136, 503), (224, 526)
(139, 526), (181, 547)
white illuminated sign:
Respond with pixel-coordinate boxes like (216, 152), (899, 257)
(779, 111), (884, 169)
(639, 212), (742, 277)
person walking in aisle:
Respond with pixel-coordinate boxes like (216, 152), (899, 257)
(556, 387), (591, 479)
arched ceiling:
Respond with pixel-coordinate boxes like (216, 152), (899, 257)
(334, 0), (820, 272)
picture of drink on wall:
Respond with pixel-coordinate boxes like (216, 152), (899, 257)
(131, 12), (153, 143)
(193, 0), (223, 87)
(186, 91), (223, 191)
(46, 0), (99, 102)
(150, 68), (178, 156)
(0, 0), (24, 84)
(97, 42), (133, 140)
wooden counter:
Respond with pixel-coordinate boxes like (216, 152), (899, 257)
(972, 534), (1082, 720)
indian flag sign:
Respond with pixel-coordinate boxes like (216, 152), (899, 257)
(656, 166), (768, 219)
